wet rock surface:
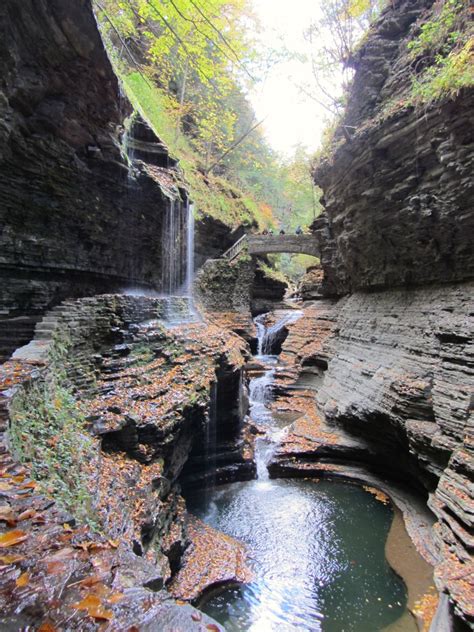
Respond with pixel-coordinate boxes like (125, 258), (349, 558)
(169, 515), (253, 602)
(270, 286), (473, 628)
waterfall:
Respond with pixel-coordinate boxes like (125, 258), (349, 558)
(204, 381), (218, 496)
(185, 202), (195, 310)
(254, 311), (303, 356)
(159, 198), (197, 324)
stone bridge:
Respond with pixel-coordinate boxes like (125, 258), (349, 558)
(223, 234), (320, 260)
(222, 235), (320, 261)
(247, 234), (319, 257)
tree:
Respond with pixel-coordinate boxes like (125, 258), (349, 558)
(95, 0), (258, 165)
(303, 0), (384, 114)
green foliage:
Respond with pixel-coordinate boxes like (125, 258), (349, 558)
(268, 253), (320, 283)
(410, 39), (474, 103)
(408, 0), (465, 57)
(9, 377), (98, 530)
(407, 0), (473, 105)
(96, 0), (257, 161)
(257, 260), (288, 285)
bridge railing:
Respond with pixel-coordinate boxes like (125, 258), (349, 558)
(222, 234), (248, 261)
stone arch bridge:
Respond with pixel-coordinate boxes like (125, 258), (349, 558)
(223, 234), (320, 261)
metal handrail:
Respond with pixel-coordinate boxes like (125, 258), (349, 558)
(222, 234), (248, 261)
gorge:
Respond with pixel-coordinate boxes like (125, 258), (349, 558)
(0, 0), (472, 631)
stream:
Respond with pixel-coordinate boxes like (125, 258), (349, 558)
(187, 311), (410, 632)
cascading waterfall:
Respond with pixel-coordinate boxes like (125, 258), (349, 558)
(188, 311), (409, 631)
(185, 202), (195, 297)
(254, 310), (303, 356)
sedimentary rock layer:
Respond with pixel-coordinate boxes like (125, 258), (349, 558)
(313, 0), (474, 296)
(278, 284), (473, 627)
(0, 294), (248, 629)
(0, 0), (184, 317)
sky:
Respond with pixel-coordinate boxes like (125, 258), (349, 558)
(248, 0), (329, 157)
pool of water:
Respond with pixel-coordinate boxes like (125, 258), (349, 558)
(186, 318), (409, 632)
(188, 478), (407, 632)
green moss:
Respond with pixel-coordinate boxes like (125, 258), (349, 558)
(9, 378), (98, 530)
(410, 39), (474, 104)
(9, 333), (99, 530)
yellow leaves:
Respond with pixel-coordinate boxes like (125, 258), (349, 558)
(0, 529), (28, 547)
(72, 594), (113, 621)
(72, 581), (125, 622)
(16, 571), (31, 587)
(0, 553), (24, 564)
(363, 485), (390, 505)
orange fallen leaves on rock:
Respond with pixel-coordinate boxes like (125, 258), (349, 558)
(0, 529), (27, 547)
(206, 625), (220, 631)
(72, 594), (113, 621)
(15, 571), (31, 587)
(0, 553), (24, 564)
(20, 481), (36, 490)
(38, 622), (57, 632)
(108, 592), (125, 604)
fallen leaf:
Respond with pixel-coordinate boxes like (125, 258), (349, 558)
(0, 554), (24, 564)
(16, 571), (31, 587)
(108, 592), (124, 604)
(206, 625), (220, 631)
(0, 530), (28, 547)
(108, 539), (119, 548)
(78, 575), (102, 588)
(72, 594), (113, 620)
(38, 622), (56, 632)
(191, 611), (202, 621)
(20, 481), (36, 490)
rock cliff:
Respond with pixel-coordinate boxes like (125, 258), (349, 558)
(0, 0), (188, 323)
(305, 0), (473, 627)
(313, 0), (473, 297)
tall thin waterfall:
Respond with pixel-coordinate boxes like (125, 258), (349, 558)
(186, 202), (195, 297)
(161, 198), (189, 295)
(160, 198), (197, 323)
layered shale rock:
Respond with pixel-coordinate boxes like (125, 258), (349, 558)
(313, 0), (474, 297)
(301, 0), (474, 626)
(0, 0), (188, 324)
(0, 294), (248, 629)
